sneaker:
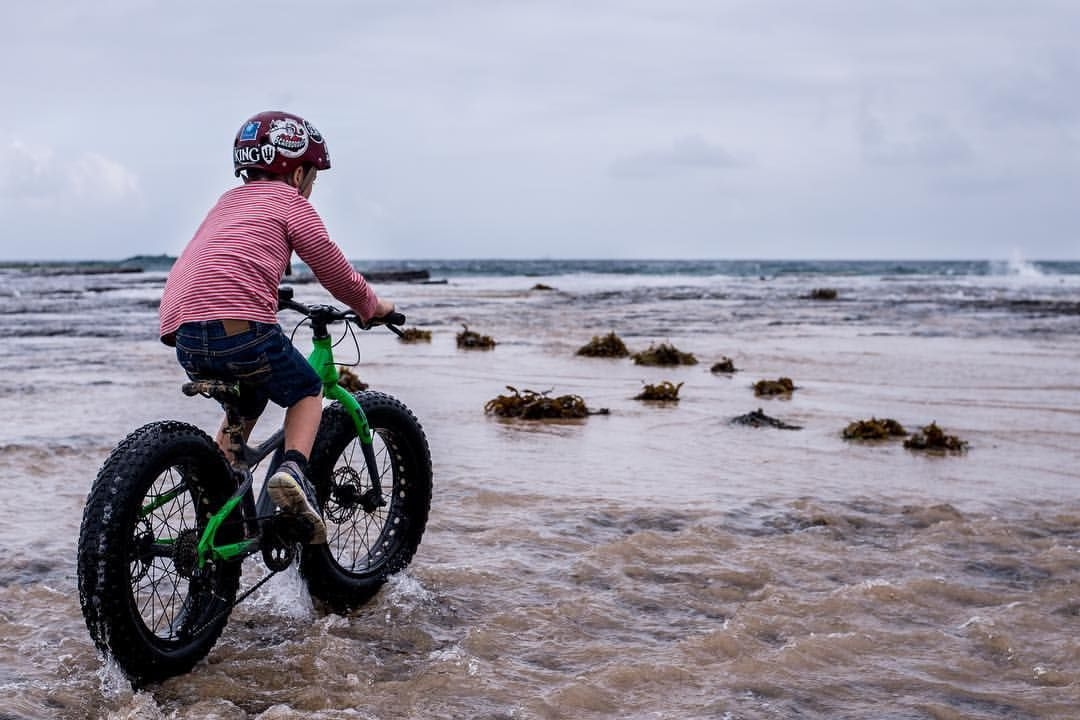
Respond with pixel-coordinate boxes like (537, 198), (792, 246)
(267, 460), (327, 544)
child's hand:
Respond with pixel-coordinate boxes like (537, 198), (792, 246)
(372, 298), (396, 319)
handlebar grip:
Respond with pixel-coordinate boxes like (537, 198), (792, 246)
(382, 311), (407, 326)
(277, 285), (295, 311)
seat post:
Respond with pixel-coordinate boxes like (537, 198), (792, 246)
(221, 404), (248, 469)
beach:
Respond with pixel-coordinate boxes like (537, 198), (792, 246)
(1, 260), (1078, 719)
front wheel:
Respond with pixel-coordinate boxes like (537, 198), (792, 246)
(77, 421), (241, 684)
(303, 391), (433, 611)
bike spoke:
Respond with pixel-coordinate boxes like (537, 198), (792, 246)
(131, 464), (203, 640)
(324, 434), (400, 573)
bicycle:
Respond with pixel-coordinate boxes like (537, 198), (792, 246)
(76, 286), (433, 685)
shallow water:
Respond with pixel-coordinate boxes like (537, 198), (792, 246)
(1, 266), (1079, 718)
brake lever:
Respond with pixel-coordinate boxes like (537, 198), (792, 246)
(359, 311), (407, 336)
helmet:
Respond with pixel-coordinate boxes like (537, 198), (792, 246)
(232, 111), (330, 178)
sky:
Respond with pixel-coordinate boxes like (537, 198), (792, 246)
(2, 0), (1078, 261)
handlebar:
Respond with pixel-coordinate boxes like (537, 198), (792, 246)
(277, 285), (405, 336)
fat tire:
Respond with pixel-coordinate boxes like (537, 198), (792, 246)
(302, 390), (432, 611)
(77, 421), (240, 684)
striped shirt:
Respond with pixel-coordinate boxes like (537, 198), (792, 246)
(159, 181), (379, 340)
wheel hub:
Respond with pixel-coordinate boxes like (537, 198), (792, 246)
(326, 466), (365, 523)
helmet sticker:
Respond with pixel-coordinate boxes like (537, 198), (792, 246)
(260, 144), (277, 165)
(268, 117), (309, 158)
(239, 120), (261, 142)
(233, 146), (260, 165)
(304, 121), (324, 144)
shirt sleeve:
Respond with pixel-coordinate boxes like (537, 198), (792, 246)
(286, 195), (381, 321)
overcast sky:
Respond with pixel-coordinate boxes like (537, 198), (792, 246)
(2, 1), (1078, 261)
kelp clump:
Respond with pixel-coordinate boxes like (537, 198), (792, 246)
(632, 343), (697, 366)
(634, 381), (683, 401)
(843, 417), (907, 440)
(338, 367), (368, 392)
(457, 324), (496, 349)
(809, 287), (838, 300)
(576, 331), (629, 358)
(753, 377), (796, 396)
(484, 386), (608, 419)
(904, 422), (968, 452)
(730, 408), (802, 430)
(711, 356), (737, 373)
(398, 327), (432, 343)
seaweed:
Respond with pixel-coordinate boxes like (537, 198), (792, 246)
(903, 422), (968, 452)
(634, 381), (683, 401)
(753, 377), (796, 396)
(576, 331), (630, 358)
(730, 408), (802, 430)
(842, 417), (908, 440)
(338, 366), (368, 392)
(711, 356), (738, 373)
(457, 324), (497, 349)
(632, 342), (697, 366)
(809, 288), (838, 300)
(484, 386), (609, 419)
(398, 327), (432, 343)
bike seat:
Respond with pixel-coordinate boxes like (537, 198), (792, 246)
(182, 380), (241, 403)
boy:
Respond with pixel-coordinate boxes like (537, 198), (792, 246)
(159, 110), (394, 544)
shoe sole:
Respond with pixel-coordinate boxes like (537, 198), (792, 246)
(267, 474), (327, 544)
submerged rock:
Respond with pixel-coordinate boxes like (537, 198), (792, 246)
(730, 408), (802, 430)
(711, 356), (738, 373)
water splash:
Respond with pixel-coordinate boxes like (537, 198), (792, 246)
(991, 250), (1045, 278)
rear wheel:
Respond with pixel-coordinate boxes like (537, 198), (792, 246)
(77, 421), (241, 684)
(303, 391), (432, 611)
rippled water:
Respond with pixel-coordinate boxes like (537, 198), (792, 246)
(1, 264), (1078, 718)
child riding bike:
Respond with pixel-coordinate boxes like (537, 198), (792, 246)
(158, 110), (394, 544)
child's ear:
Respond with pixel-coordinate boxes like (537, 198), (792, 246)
(290, 166), (305, 188)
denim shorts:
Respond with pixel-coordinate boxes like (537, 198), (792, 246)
(174, 320), (322, 420)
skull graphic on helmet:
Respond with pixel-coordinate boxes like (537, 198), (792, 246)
(233, 111), (330, 178)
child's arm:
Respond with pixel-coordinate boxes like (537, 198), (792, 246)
(287, 198), (382, 321)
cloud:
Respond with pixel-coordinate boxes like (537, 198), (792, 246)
(0, 139), (140, 210)
(857, 99), (973, 168)
(982, 54), (1080, 128)
(610, 134), (746, 178)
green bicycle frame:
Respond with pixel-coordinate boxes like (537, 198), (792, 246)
(147, 330), (379, 570)
(309, 334), (376, 445)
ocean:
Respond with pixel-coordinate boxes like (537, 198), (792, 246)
(1, 257), (1078, 718)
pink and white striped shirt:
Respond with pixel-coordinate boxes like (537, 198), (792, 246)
(159, 181), (379, 340)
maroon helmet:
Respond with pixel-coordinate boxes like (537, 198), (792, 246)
(232, 111), (330, 177)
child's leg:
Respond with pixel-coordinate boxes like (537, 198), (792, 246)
(283, 393), (323, 459)
(271, 392), (327, 543)
(215, 416), (259, 463)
